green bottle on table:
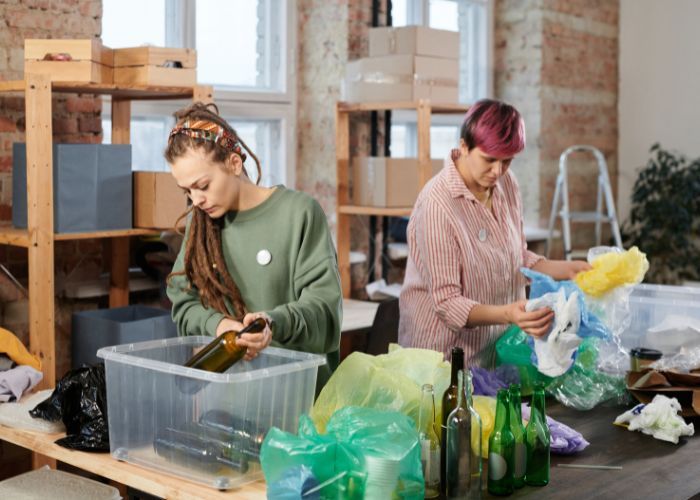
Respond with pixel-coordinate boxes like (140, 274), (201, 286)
(488, 388), (515, 496)
(509, 384), (526, 489)
(525, 383), (550, 486)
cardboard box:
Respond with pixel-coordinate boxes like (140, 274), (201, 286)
(353, 157), (443, 207)
(13, 143), (132, 233)
(113, 47), (196, 86)
(369, 26), (460, 59)
(24, 39), (113, 83)
(627, 369), (700, 417)
(133, 171), (188, 229)
(345, 55), (459, 103)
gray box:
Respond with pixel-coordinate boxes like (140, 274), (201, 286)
(13, 143), (132, 233)
(72, 305), (177, 368)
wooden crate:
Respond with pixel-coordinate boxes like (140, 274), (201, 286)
(24, 39), (113, 83)
(113, 47), (196, 86)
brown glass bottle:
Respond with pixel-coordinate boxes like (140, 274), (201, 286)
(184, 317), (267, 373)
(440, 346), (464, 497)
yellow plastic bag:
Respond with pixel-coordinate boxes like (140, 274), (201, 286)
(473, 395), (496, 459)
(574, 246), (649, 297)
(310, 344), (450, 433)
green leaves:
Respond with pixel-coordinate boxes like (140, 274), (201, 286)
(621, 144), (700, 284)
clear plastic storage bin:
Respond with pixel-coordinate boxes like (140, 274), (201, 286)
(97, 337), (326, 490)
(620, 283), (700, 355)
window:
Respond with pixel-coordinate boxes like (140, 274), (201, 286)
(101, 0), (295, 187)
(388, 0), (491, 159)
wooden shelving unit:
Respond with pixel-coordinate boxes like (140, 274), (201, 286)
(0, 72), (212, 389)
(335, 99), (467, 297)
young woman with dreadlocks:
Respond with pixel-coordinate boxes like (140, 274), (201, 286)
(165, 102), (342, 390)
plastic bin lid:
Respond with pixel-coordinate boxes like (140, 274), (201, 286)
(0, 466), (121, 500)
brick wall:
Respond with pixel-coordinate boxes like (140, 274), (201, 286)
(495, 0), (619, 256)
(0, 0), (105, 380)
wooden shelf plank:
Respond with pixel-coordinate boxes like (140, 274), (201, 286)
(54, 228), (161, 241)
(0, 80), (195, 99)
(0, 227), (31, 247)
(338, 205), (412, 217)
(337, 100), (468, 114)
(0, 424), (266, 500)
(0, 80), (25, 92)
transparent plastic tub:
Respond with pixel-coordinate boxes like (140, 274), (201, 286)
(619, 284), (700, 355)
(97, 337), (326, 490)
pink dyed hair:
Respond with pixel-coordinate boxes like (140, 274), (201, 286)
(459, 99), (525, 158)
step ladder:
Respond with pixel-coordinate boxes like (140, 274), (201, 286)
(545, 145), (623, 260)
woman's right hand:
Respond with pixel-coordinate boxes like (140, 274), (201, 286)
(504, 300), (554, 338)
(215, 317), (245, 337)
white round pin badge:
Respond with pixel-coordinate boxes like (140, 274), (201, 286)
(478, 228), (487, 242)
(256, 249), (272, 266)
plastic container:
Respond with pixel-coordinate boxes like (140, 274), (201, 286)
(629, 347), (663, 371)
(619, 284), (700, 356)
(0, 466), (120, 499)
(97, 337), (325, 490)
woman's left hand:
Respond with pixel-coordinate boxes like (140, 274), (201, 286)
(236, 312), (273, 361)
(532, 259), (592, 281)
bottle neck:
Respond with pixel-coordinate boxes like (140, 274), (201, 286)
(510, 390), (522, 422)
(531, 390), (546, 422)
(456, 371), (465, 409)
(451, 350), (464, 386)
(495, 390), (511, 429)
(419, 384), (435, 433)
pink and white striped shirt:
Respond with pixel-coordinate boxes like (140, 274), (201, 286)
(398, 157), (544, 367)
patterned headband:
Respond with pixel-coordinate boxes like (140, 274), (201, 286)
(169, 119), (247, 162)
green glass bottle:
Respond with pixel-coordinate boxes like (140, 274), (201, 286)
(488, 389), (514, 496)
(418, 384), (441, 498)
(184, 317), (267, 372)
(525, 383), (550, 487)
(441, 347), (464, 496)
(508, 384), (526, 489)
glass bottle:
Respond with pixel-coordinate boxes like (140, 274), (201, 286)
(525, 383), (550, 487)
(153, 427), (249, 473)
(418, 384), (441, 498)
(488, 389), (514, 496)
(441, 347), (465, 496)
(184, 317), (267, 372)
(445, 369), (482, 499)
(508, 384), (526, 489)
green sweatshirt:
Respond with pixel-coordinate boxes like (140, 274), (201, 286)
(166, 186), (343, 390)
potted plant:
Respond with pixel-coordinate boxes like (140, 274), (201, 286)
(621, 144), (700, 284)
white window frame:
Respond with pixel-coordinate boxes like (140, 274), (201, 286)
(103, 0), (297, 187)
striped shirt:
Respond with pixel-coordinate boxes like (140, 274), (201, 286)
(398, 157), (544, 367)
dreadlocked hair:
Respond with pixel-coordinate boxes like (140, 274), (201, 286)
(165, 102), (262, 321)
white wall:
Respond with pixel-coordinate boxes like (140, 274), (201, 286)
(618, 0), (700, 221)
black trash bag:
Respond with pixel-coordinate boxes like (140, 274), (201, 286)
(29, 364), (109, 452)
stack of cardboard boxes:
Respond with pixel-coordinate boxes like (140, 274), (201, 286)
(347, 26), (460, 208)
(345, 26), (460, 103)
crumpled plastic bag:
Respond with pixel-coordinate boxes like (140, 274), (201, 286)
(261, 407), (424, 500)
(521, 268), (610, 341)
(310, 345), (450, 433)
(470, 365), (519, 397)
(29, 364), (109, 452)
(574, 246), (649, 297)
(266, 465), (321, 500)
(520, 404), (589, 454)
(614, 395), (694, 444)
(526, 289), (583, 377)
(495, 325), (553, 396)
(473, 395), (496, 459)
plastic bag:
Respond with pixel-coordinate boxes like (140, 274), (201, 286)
(310, 345), (450, 433)
(261, 407), (424, 500)
(495, 325), (552, 395)
(0, 389), (64, 433)
(473, 396), (496, 459)
(29, 364), (109, 452)
(574, 246), (649, 297)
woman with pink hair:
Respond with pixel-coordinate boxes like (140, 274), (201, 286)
(398, 99), (590, 367)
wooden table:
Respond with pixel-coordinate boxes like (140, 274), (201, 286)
(487, 402), (700, 499)
(0, 425), (265, 500)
